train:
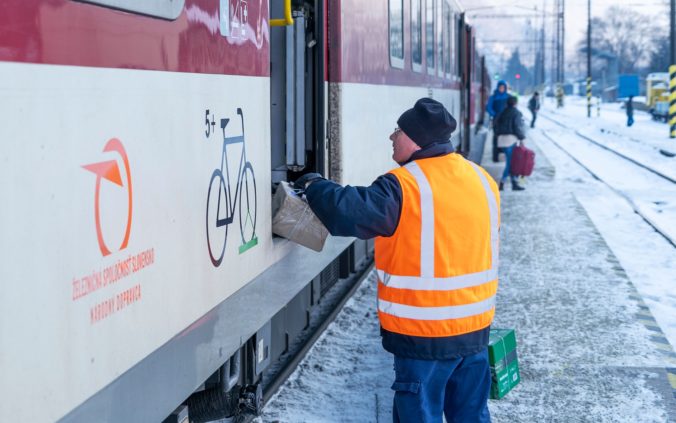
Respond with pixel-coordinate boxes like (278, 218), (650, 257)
(0, 0), (491, 421)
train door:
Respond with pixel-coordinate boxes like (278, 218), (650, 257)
(270, 0), (325, 185)
(479, 55), (489, 126)
(458, 18), (471, 156)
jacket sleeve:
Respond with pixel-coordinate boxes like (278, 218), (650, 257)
(486, 95), (495, 117)
(304, 174), (402, 239)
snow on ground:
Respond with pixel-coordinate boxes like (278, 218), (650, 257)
(533, 109), (676, 352)
(536, 120), (676, 245)
(576, 192), (676, 352)
(259, 120), (676, 422)
(545, 96), (676, 161)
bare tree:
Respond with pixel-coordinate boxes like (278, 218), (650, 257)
(649, 36), (670, 73)
(576, 6), (654, 75)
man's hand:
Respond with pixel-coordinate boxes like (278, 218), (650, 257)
(293, 173), (324, 191)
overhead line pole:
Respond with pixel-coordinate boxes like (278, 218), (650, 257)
(670, 0), (676, 138)
(551, 0), (556, 89)
(557, 0), (565, 107)
(541, 0), (546, 92)
(555, 0), (563, 107)
(587, 0), (591, 118)
(560, 0), (565, 86)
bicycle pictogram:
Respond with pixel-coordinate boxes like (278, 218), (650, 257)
(206, 108), (258, 267)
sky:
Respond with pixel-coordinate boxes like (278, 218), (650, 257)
(468, 0), (670, 80)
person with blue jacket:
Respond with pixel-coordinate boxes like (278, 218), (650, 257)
(293, 98), (496, 423)
(486, 80), (510, 162)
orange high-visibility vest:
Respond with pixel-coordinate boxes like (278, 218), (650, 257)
(375, 154), (500, 338)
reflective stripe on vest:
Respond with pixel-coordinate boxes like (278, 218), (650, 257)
(378, 296), (496, 321)
(405, 162), (435, 278)
(376, 156), (499, 336)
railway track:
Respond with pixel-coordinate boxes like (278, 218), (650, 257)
(541, 114), (676, 184)
(537, 117), (676, 249)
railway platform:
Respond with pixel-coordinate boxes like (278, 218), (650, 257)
(259, 128), (676, 422)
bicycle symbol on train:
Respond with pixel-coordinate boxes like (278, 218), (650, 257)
(205, 107), (258, 267)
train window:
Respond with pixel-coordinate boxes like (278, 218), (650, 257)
(444, 6), (452, 78)
(74, 0), (184, 20)
(426, 0), (435, 73)
(456, 16), (462, 78)
(389, 0), (405, 69)
(411, 0), (423, 72)
(475, 40), (482, 82)
(436, 0), (443, 78)
(450, 14), (457, 80)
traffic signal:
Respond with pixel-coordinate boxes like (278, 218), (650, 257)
(494, 73), (500, 80)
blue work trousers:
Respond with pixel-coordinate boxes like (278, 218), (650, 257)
(391, 349), (491, 423)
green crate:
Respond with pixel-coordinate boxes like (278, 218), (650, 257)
(488, 328), (520, 399)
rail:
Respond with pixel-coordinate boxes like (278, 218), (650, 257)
(540, 130), (676, 249)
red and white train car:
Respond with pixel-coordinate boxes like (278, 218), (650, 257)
(0, 1), (489, 421)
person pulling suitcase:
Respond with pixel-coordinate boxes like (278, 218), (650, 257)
(493, 95), (526, 191)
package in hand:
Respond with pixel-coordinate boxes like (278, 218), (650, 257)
(272, 182), (329, 252)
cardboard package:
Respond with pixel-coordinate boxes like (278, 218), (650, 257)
(488, 328), (520, 399)
(272, 182), (329, 252)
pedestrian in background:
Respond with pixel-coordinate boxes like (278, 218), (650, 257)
(494, 95), (526, 191)
(486, 80), (510, 162)
(294, 98), (500, 423)
(528, 92), (540, 128)
(626, 96), (634, 127)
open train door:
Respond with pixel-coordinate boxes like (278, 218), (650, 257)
(270, 0), (326, 184)
(458, 17), (473, 157)
(458, 18), (488, 164)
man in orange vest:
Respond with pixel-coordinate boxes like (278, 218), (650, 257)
(295, 98), (500, 422)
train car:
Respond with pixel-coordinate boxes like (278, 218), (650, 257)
(326, 0), (488, 187)
(0, 1), (489, 422)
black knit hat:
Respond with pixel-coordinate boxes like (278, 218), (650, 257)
(397, 98), (457, 147)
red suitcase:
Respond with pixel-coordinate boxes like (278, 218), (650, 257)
(510, 144), (535, 177)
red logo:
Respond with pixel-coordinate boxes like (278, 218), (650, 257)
(82, 139), (133, 256)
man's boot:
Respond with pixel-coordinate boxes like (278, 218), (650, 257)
(499, 182), (504, 191)
(512, 181), (525, 191)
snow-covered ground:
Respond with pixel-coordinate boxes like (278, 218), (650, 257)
(545, 96), (676, 164)
(538, 121), (676, 246)
(258, 107), (676, 422)
(537, 100), (676, 349)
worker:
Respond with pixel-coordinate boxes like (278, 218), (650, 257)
(294, 98), (500, 423)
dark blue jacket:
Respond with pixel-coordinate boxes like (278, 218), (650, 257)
(305, 142), (490, 360)
(486, 80), (509, 118)
(494, 106), (526, 141)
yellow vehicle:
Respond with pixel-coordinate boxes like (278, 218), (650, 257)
(646, 72), (669, 122)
